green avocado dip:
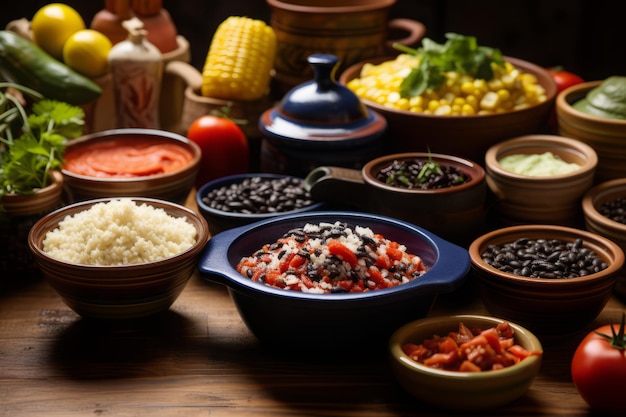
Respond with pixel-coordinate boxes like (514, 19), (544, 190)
(573, 76), (626, 120)
(498, 152), (581, 176)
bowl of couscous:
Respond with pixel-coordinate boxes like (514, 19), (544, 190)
(197, 211), (470, 348)
(339, 50), (557, 164)
(28, 198), (209, 320)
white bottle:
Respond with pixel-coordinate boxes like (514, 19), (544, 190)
(108, 17), (163, 128)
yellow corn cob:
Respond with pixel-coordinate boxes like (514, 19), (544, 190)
(201, 16), (276, 101)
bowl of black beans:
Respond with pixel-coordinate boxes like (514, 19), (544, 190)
(196, 173), (325, 236)
(582, 178), (626, 301)
(304, 152), (486, 246)
(468, 224), (624, 337)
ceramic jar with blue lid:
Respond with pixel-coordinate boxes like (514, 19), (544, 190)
(259, 54), (387, 177)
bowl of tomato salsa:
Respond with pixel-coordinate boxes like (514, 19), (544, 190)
(197, 211), (470, 348)
(62, 128), (201, 203)
(389, 315), (543, 411)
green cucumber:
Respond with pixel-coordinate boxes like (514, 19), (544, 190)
(0, 30), (102, 105)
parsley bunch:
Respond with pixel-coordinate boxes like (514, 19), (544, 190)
(394, 32), (505, 98)
(0, 82), (84, 202)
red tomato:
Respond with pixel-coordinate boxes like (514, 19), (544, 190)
(547, 67), (585, 94)
(571, 317), (626, 416)
(186, 115), (249, 188)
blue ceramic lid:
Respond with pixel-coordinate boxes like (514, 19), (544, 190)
(259, 54), (387, 149)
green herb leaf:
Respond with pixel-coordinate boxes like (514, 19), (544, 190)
(397, 32), (505, 98)
(0, 84), (84, 205)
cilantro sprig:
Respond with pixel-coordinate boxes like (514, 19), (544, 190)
(0, 82), (84, 204)
(394, 33), (505, 98)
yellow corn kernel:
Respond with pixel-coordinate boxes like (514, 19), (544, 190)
(480, 91), (500, 110)
(201, 16), (276, 101)
(427, 100), (440, 113)
(461, 104), (476, 115)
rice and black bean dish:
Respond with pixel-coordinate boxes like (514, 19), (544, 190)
(236, 221), (428, 293)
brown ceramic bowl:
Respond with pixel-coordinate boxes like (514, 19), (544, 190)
(556, 81), (626, 183)
(468, 224), (624, 336)
(485, 134), (597, 226)
(304, 152), (486, 246)
(389, 315), (542, 411)
(62, 128), (201, 204)
(28, 197), (210, 320)
(339, 56), (557, 163)
(582, 178), (626, 300)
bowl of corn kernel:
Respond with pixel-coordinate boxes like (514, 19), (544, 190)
(339, 33), (557, 164)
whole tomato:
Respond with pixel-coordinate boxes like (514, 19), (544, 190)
(571, 314), (626, 416)
(186, 115), (249, 188)
(547, 67), (585, 94)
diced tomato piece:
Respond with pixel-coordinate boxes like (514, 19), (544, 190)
(424, 351), (458, 368)
(437, 336), (459, 354)
(289, 254), (307, 269)
(265, 270), (283, 287)
(481, 327), (502, 353)
(279, 252), (296, 272)
(375, 253), (392, 269)
(250, 269), (264, 282)
(337, 280), (353, 292)
(299, 274), (315, 289)
(367, 266), (387, 288)
(402, 343), (422, 356)
(459, 360), (482, 372)
(507, 344), (533, 360)
(386, 245), (403, 261)
(327, 240), (358, 267)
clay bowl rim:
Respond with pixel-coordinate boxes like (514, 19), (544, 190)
(61, 128), (202, 184)
(196, 173), (326, 222)
(362, 152), (486, 195)
(267, 0), (396, 13)
(339, 55), (558, 120)
(28, 197), (210, 273)
(389, 314), (543, 378)
(484, 134), (598, 183)
(557, 80), (626, 125)
(582, 178), (626, 232)
(468, 224), (625, 286)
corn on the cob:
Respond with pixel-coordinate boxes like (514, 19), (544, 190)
(201, 16), (276, 101)
(346, 55), (547, 116)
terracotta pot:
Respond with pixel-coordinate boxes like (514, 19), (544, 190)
(469, 224), (624, 337)
(339, 56), (557, 164)
(267, 0), (426, 94)
(485, 134), (597, 226)
(581, 178), (626, 301)
(0, 170), (64, 277)
(556, 81), (626, 183)
(304, 152), (486, 246)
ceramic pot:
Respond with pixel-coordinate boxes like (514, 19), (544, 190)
(485, 134), (598, 227)
(259, 54), (387, 177)
(582, 178), (626, 301)
(339, 56), (557, 163)
(267, 0), (426, 94)
(556, 81), (626, 183)
(304, 152), (486, 246)
(0, 170), (65, 277)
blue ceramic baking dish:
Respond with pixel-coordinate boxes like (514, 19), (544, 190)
(198, 211), (470, 348)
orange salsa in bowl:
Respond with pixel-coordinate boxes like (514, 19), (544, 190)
(63, 137), (195, 178)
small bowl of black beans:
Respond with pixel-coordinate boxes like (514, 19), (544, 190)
(468, 224), (624, 337)
(305, 152), (486, 246)
(582, 178), (626, 301)
(196, 173), (325, 236)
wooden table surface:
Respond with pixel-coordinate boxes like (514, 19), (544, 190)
(2, 193), (625, 417)
(1, 266), (624, 417)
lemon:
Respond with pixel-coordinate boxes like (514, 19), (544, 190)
(63, 29), (112, 78)
(31, 3), (85, 60)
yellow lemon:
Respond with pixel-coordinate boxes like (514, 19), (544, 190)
(63, 29), (112, 78)
(31, 3), (85, 60)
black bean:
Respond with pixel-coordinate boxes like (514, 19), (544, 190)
(201, 176), (316, 214)
(375, 158), (471, 190)
(480, 237), (607, 279)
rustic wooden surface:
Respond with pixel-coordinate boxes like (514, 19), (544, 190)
(1, 194), (624, 416)
(2, 268), (625, 417)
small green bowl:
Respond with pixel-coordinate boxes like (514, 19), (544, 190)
(389, 314), (543, 411)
